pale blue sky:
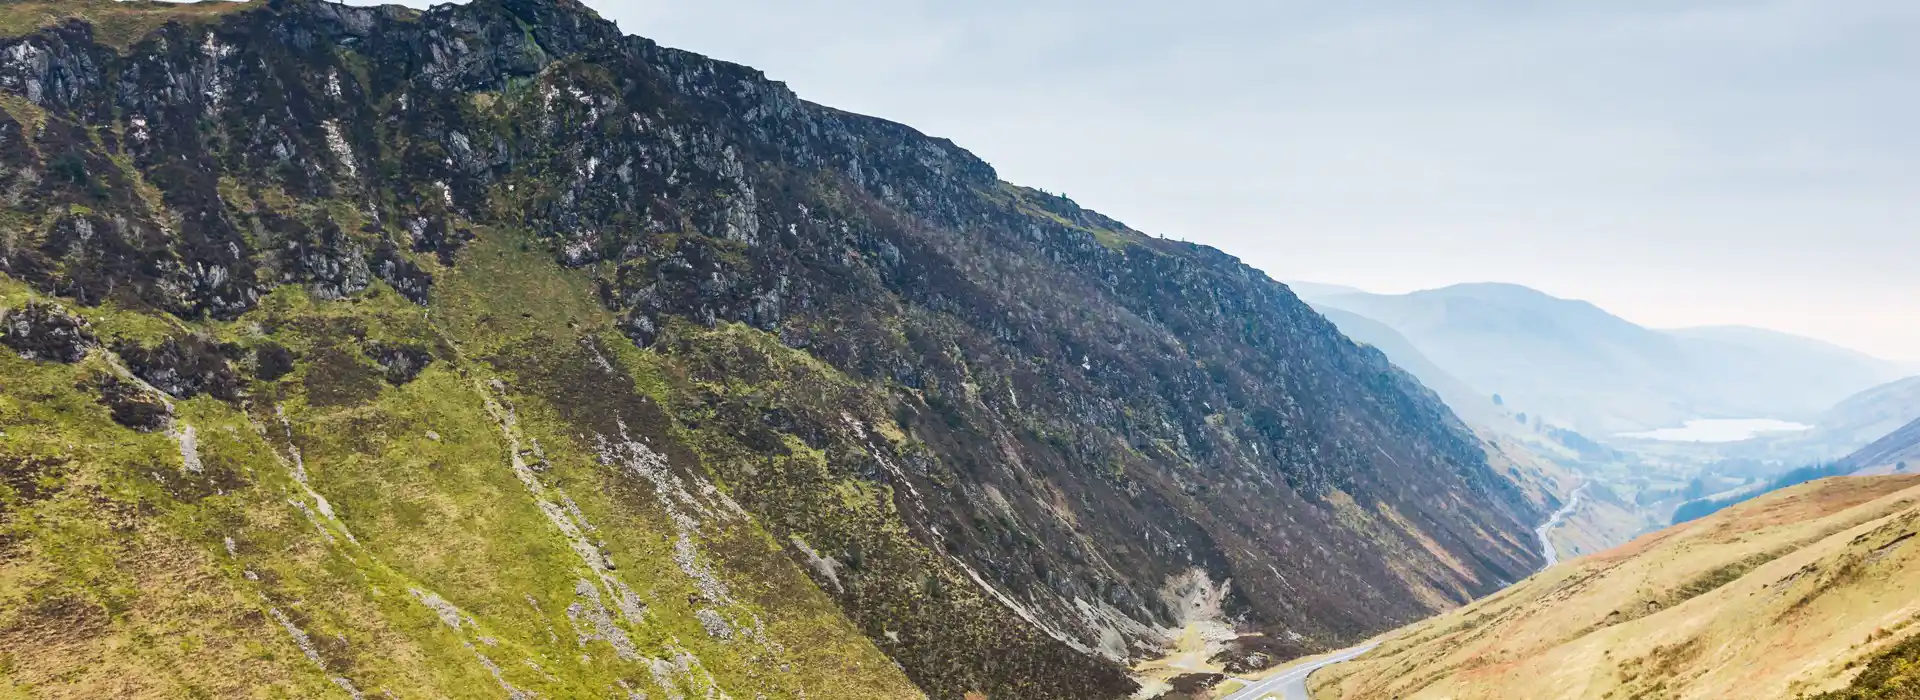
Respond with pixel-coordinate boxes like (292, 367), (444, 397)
(349, 0), (1920, 359)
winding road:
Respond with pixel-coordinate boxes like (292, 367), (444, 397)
(1535, 481), (1590, 568)
(1212, 481), (1593, 699)
(1216, 643), (1380, 700)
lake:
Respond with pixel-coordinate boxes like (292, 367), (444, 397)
(1618, 418), (1813, 443)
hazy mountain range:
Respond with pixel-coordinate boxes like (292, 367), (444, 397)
(1307, 305), (1506, 429)
(1722, 376), (1920, 465)
(1843, 418), (1920, 473)
(1294, 282), (1911, 437)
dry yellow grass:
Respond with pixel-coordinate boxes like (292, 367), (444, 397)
(1313, 475), (1920, 700)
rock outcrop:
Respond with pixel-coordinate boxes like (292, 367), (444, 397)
(0, 1), (1543, 697)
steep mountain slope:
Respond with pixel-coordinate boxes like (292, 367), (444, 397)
(1666, 324), (1904, 383)
(1301, 284), (1901, 434)
(1307, 283), (1697, 434)
(1816, 377), (1920, 450)
(1669, 327), (1905, 428)
(1313, 474), (1920, 700)
(0, 1), (1545, 697)
(1729, 377), (1920, 466)
(1843, 419), (1920, 474)
(1310, 304), (1504, 428)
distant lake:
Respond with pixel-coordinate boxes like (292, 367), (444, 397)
(1618, 418), (1813, 443)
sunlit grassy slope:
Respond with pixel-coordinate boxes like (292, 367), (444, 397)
(1313, 474), (1920, 700)
(0, 231), (921, 698)
(0, 0), (255, 49)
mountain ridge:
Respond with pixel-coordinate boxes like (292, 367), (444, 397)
(1296, 282), (1904, 435)
(0, 1), (1546, 697)
(1726, 376), (1920, 466)
(1842, 419), (1920, 474)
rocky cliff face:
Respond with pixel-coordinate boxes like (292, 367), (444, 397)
(0, 1), (1543, 697)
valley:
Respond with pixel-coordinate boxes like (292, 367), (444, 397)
(1223, 281), (1920, 700)
(1535, 482), (1590, 567)
(1312, 472), (1920, 700)
(1302, 280), (1919, 535)
(0, 1), (1909, 699)
(1151, 377), (1920, 700)
(0, 1), (1553, 698)
(1617, 418), (1812, 444)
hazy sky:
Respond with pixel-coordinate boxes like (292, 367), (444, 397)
(356, 0), (1920, 359)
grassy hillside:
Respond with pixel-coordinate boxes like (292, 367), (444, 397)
(0, 0), (1550, 696)
(0, 0), (255, 49)
(0, 235), (926, 698)
(1313, 474), (1920, 700)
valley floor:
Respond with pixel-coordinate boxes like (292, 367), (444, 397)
(1137, 472), (1643, 700)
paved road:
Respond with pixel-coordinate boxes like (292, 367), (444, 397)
(1535, 481), (1590, 567)
(1216, 643), (1380, 700)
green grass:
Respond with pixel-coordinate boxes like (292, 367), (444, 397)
(999, 183), (1144, 251)
(0, 0), (259, 51)
(1811, 631), (1920, 699)
(0, 232), (921, 698)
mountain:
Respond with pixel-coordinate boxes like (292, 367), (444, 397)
(0, 1), (1546, 698)
(1818, 377), (1920, 449)
(1312, 473), (1920, 700)
(1842, 419), (1920, 474)
(1666, 325), (1907, 417)
(1728, 377), (1920, 466)
(1299, 283), (1902, 435)
(1302, 283), (1701, 434)
(1666, 325), (1899, 376)
(1309, 304), (1506, 428)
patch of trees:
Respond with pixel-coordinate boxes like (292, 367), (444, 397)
(1670, 462), (1849, 525)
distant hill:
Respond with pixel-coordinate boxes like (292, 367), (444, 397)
(1667, 325), (1906, 414)
(1821, 377), (1920, 445)
(1670, 461), (1852, 525)
(1303, 283), (1690, 434)
(1310, 304), (1506, 428)
(1729, 377), (1920, 465)
(1843, 418), (1920, 474)
(1312, 302), (1618, 464)
(1297, 283), (1903, 435)
(1667, 414), (1919, 532)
